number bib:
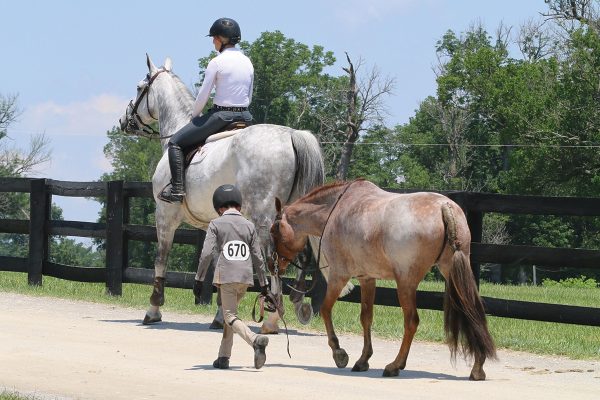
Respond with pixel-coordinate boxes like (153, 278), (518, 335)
(222, 240), (250, 261)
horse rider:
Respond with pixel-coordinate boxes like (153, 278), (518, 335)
(193, 184), (270, 369)
(159, 18), (254, 203)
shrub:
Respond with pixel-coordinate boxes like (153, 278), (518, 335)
(541, 276), (598, 289)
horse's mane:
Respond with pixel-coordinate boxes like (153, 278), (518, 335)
(165, 70), (195, 114)
(301, 178), (366, 203)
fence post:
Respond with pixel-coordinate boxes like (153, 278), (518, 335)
(106, 180), (124, 296)
(467, 210), (483, 288)
(122, 192), (130, 272)
(28, 178), (50, 286)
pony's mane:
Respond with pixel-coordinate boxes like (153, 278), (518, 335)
(301, 178), (366, 203)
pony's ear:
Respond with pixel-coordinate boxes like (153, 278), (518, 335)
(146, 53), (158, 74)
(164, 57), (173, 72)
(279, 214), (295, 243)
(275, 197), (282, 215)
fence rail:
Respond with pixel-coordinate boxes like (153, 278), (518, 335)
(1, 177), (599, 326)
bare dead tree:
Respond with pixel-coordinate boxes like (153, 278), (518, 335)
(543, 0), (600, 33)
(0, 93), (21, 139)
(333, 53), (395, 181)
(0, 93), (51, 177)
(518, 19), (555, 61)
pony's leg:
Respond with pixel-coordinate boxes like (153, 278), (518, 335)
(321, 277), (351, 368)
(143, 205), (181, 325)
(383, 283), (419, 377)
(351, 278), (376, 372)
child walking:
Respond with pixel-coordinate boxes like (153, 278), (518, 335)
(194, 184), (270, 369)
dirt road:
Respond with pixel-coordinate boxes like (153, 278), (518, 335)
(1, 292), (598, 400)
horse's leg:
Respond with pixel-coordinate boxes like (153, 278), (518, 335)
(383, 282), (419, 377)
(351, 278), (376, 372)
(143, 205), (181, 325)
(321, 277), (351, 368)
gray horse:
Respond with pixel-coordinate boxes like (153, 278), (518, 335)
(119, 54), (324, 329)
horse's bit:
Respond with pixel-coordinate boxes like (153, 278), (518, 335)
(124, 68), (167, 137)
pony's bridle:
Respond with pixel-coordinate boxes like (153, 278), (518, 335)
(124, 69), (167, 137)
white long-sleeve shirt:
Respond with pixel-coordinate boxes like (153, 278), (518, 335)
(191, 47), (254, 118)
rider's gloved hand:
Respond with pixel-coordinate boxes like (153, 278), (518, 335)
(193, 280), (203, 299)
(260, 284), (269, 297)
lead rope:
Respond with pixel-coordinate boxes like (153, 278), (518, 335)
(251, 273), (292, 358)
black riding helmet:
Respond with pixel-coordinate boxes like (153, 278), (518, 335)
(207, 18), (241, 44)
(213, 184), (243, 212)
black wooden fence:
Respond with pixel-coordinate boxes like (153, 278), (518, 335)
(1, 177), (599, 327)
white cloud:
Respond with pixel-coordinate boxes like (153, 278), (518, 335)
(20, 94), (128, 137)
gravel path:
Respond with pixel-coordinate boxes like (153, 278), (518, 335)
(1, 292), (598, 400)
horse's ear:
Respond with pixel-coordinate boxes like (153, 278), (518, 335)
(275, 197), (282, 215)
(164, 57), (173, 72)
(146, 53), (158, 74)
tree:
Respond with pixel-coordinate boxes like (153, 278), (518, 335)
(543, 0), (600, 33)
(329, 53), (395, 181)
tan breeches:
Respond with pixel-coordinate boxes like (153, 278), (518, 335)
(218, 282), (258, 358)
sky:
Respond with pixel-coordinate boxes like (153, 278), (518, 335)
(1, 0), (546, 226)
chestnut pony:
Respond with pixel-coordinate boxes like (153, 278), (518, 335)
(270, 179), (496, 379)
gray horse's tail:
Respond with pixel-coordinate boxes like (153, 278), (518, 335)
(288, 130), (325, 202)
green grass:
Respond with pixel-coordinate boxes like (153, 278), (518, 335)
(1, 271), (599, 360)
(0, 390), (41, 400)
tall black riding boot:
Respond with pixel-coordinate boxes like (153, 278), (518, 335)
(158, 144), (185, 203)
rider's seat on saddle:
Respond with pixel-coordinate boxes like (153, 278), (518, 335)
(185, 121), (250, 166)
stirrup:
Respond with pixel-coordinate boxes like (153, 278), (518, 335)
(158, 184), (185, 204)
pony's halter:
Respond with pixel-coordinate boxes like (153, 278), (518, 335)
(124, 68), (167, 137)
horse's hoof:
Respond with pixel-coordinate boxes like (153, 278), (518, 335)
(296, 303), (313, 325)
(382, 366), (400, 377)
(142, 313), (162, 325)
(351, 361), (369, 372)
(469, 369), (486, 381)
(209, 319), (223, 330)
(333, 349), (349, 368)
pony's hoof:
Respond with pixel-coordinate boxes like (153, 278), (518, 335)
(351, 361), (369, 372)
(260, 324), (279, 335)
(209, 319), (223, 330)
(383, 365), (399, 377)
(469, 369), (486, 381)
(142, 313), (162, 325)
(333, 349), (349, 368)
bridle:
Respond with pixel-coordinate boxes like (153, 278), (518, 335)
(271, 180), (358, 295)
(123, 68), (167, 138)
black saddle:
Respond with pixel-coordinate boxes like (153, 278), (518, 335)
(185, 121), (250, 166)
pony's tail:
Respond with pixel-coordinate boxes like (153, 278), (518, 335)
(442, 203), (497, 362)
(288, 130), (325, 202)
